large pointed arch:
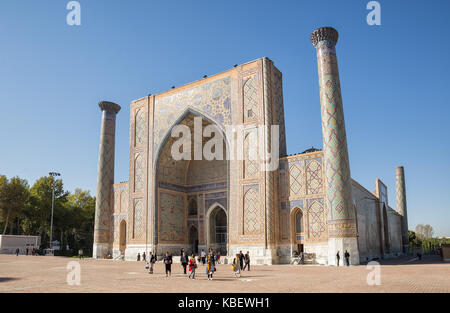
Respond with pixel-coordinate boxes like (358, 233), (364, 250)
(153, 108), (230, 246)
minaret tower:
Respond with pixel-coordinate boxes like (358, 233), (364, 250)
(93, 101), (121, 258)
(396, 166), (409, 253)
(310, 27), (360, 265)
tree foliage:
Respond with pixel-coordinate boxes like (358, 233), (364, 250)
(0, 176), (30, 234)
(0, 174), (95, 256)
(409, 226), (450, 255)
(415, 224), (434, 240)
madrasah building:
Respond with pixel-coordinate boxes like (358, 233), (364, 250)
(92, 27), (409, 265)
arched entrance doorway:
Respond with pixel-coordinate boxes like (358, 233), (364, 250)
(188, 225), (199, 254)
(208, 205), (227, 254)
(290, 208), (305, 256)
(154, 110), (228, 256)
(119, 220), (126, 254)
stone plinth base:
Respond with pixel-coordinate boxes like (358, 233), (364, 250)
(304, 243), (328, 265)
(228, 245), (277, 265)
(93, 243), (110, 259)
(124, 244), (153, 261)
(327, 237), (360, 266)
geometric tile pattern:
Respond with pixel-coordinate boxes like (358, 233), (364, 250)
(159, 192), (185, 242)
(262, 58), (275, 245)
(94, 111), (117, 244)
(135, 109), (146, 146)
(120, 190), (128, 213)
(316, 40), (356, 237)
(243, 75), (258, 122)
(244, 132), (258, 178)
(307, 199), (326, 239)
(289, 162), (304, 196)
(306, 159), (323, 195)
(243, 186), (261, 235)
(271, 68), (287, 156)
(153, 77), (231, 154)
(114, 191), (120, 214)
(134, 154), (143, 192)
(133, 199), (144, 240)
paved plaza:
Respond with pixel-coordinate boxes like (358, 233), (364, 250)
(0, 254), (449, 293)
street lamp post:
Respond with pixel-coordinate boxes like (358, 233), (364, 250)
(49, 172), (61, 249)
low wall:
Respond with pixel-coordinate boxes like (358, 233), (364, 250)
(0, 235), (41, 254)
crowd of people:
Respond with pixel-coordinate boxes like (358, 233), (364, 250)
(137, 248), (251, 280)
(14, 247), (38, 256)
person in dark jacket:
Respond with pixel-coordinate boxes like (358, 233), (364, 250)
(148, 252), (155, 274)
(163, 252), (172, 277)
(344, 250), (350, 266)
(243, 251), (251, 271)
(336, 250), (340, 266)
(137, 253), (141, 261)
(239, 251), (244, 270)
(181, 251), (189, 274)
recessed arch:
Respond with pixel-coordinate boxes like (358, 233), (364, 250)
(206, 203), (228, 254)
(119, 219), (127, 254)
(188, 198), (198, 216)
(153, 108), (230, 246)
(188, 224), (199, 254)
(290, 207), (305, 242)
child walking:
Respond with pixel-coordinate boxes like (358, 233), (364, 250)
(188, 254), (197, 279)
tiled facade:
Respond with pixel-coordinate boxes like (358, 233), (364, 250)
(97, 28), (407, 264)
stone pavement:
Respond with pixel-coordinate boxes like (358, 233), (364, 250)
(0, 254), (448, 293)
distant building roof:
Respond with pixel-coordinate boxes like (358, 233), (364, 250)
(301, 147), (322, 154)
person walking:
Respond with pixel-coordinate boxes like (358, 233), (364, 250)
(243, 251), (250, 271)
(344, 250), (350, 266)
(26, 248), (29, 256)
(142, 251), (146, 262)
(336, 250), (340, 266)
(206, 253), (215, 280)
(148, 252), (155, 274)
(239, 251), (244, 270)
(188, 254), (197, 279)
(15, 248), (19, 256)
(78, 248), (84, 259)
(217, 251), (221, 264)
(137, 253), (141, 261)
(163, 252), (172, 277)
(232, 253), (241, 278)
(181, 251), (189, 275)
(201, 249), (206, 266)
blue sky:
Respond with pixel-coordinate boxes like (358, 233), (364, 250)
(0, 0), (449, 236)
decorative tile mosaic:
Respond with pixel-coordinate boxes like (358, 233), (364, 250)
(159, 192), (185, 242)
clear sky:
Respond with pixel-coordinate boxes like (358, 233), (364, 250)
(0, 0), (449, 236)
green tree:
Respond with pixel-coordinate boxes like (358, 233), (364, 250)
(0, 175), (30, 234)
(415, 224), (434, 240)
(65, 188), (95, 255)
(29, 176), (68, 247)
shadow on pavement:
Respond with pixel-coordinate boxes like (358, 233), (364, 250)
(0, 277), (20, 283)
